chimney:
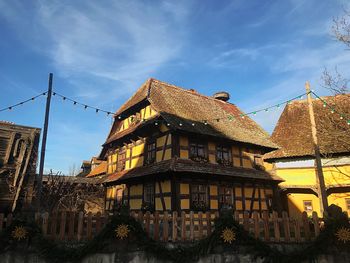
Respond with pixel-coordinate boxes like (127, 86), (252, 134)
(213, 91), (230, 102)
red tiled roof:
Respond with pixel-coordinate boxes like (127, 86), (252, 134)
(264, 94), (350, 160)
(104, 157), (283, 184)
(86, 161), (107, 178)
(105, 79), (278, 150)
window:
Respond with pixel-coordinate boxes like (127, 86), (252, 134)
(216, 145), (232, 166)
(189, 140), (207, 161)
(143, 183), (155, 211)
(191, 184), (208, 211)
(303, 200), (313, 213)
(219, 186), (234, 209)
(117, 150), (126, 171)
(346, 199), (350, 211)
(145, 140), (156, 165)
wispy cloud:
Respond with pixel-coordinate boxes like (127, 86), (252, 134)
(0, 0), (190, 103)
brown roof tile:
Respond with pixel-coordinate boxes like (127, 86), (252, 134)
(86, 161), (107, 177)
(106, 79), (278, 150)
(104, 157), (282, 183)
(264, 94), (350, 160)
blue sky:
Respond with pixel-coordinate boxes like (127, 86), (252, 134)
(0, 0), (349, 174)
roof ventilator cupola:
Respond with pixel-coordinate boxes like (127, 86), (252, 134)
(213, 91), (230, 102)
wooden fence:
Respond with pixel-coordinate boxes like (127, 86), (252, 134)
(0, 210), (342, 243)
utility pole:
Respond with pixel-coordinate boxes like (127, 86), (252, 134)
(305, 81), (328, 215)
(37, 73), (53, 211)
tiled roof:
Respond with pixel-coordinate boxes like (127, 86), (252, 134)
(264, 94), (350, 160)
(104, 157), (283, 183)
(105, 79), (278, 150)
(86, 161), (107, 178)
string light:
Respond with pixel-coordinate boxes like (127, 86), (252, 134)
(53, 91), (114, 116)
(311, 91), (349, 126)
(0, 91), (47, 113)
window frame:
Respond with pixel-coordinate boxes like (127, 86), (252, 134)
(190, 184), (209, 211)
(189, 139), (208, 161)
(142, 183), (155, 211)
(216, 145), (232, 166)
(116, 149), (126, 172)
(144, 139), (157, 165)
(218, 186), (234, 209)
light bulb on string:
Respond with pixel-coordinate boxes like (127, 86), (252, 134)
(331, 110), (334, 114)
(340, 116), (343, 120)
(204, 120), (208, 125)
(155, 122), (158, 126)
(73, 101), (77, 105)
(167, 123), (171, 126)
(179, 123), (183, 126)
(323, 103), (327, 108)
(84, 105), (88, 109)
(96, 109), (99, 113)
(192, 123), (195, 126)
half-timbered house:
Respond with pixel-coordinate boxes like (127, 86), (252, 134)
(102, 79), (282, 214)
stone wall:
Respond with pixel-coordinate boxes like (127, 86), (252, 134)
(2, 251), (350, 263)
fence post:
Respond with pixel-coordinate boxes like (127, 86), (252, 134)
(198, 212), (203, 239)
(302, 212), (310, 241)
(87, 212), (92, 240)
(181, 211), (186, 241)
(272, 211), (280, 242)
(154, 211), (159, 241)
(163, 211), (169, 241)
(262, 211), (270, 241)
(295, 219), (301, 242)
(77, 211), (84, 241)
(50, 212), (57, 240)
(59, 211), (67, 241)
(35, 212), (41, 225)
(145, 211), (150, 236)
(138, 211), (144, 225)
(68, 212), (75, 240)
(282, 211), (290, 242)
(243, 211), (249, 232)
(234, 210), (240, 222)
(95, 212), (101, 236)
(42, 212), (49, 237)
(190, 211), (194, 241)
(252, 211), (259, 239)
(172, 211), (178, 241)
(206, 211), (211, 236)
(312, 211), (319, 238)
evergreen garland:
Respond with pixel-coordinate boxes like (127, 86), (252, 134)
(0, 208), (349, 263)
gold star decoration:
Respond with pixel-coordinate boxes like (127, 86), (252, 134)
(115, 224), (130, 240)
(11, 226), (28, 241)
(335, 227), (350, 243)
(221, 227), (236, 244)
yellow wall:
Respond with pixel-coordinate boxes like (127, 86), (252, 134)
(119, 105), (157, 133)
(272, 164), (350, 217)
(178, 135), (263, 169)
(107, 130), (172, 174)
(125, 180), (172, 211)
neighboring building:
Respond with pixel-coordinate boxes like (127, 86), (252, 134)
(86, 161), (107, 178)
(0, 121), (40, 213)
(101, 78), (282, 214)
(264, 94), (350, 217)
